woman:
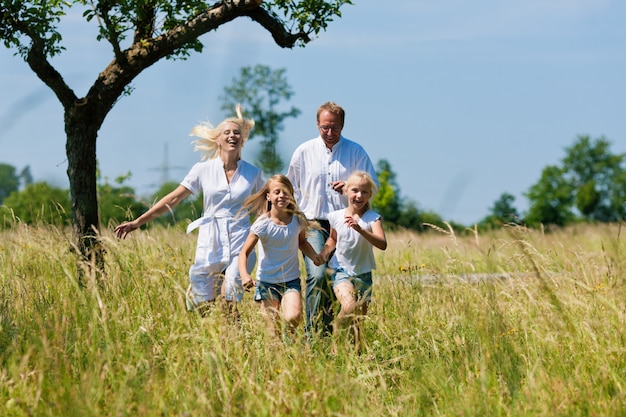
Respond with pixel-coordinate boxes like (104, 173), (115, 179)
(115, 105), (264, 316)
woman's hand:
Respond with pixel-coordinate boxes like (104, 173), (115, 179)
(115, 221), (139, 239)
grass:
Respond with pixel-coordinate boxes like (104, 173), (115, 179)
(1, 222), (625, 416)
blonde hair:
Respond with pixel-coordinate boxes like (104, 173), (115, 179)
(189, 104), (254, 160)
(242, 174), (313, 232)
(345, 171), (378, 211)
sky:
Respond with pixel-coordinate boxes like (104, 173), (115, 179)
(1, 0), (625, 225)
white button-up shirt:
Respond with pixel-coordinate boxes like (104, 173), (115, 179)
(287, 136), (378, 220)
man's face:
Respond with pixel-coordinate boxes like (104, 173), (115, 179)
(317, 110), (343, 149)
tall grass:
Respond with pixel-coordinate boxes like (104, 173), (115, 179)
(1, 222), (625, 416)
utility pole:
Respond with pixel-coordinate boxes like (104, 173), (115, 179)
(149, 143), (186, 187)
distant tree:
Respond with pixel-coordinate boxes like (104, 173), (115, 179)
(19, 166), (33, 189)
(525, 135), (626, 227)
(372, 159), (401, 225)
(149, 181), (203, 229)
(478, 192), (522, 229)
(561, 135), (626, 222)
(420, 211), (456, 233)
(525, 165), (575, 227)
(1, 182), (71, 226)
(0, 163), (19, 204)
(371, 158), (453, 232)
(97, 172), (145, 228)
(396, 200), (423, 231)
(220, 64), (300, 175)
(1, 0), (351, 273)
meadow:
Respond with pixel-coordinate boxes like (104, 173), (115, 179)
(1, 222), (625, 416)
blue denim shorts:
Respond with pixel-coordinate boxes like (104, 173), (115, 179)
(254, 278), (302, 302)
(331, 269), (373, 302)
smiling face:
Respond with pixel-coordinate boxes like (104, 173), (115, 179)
(266, 179), (294, 211)
(317, 110), (343, 150)
(346, 178), (372, 214)
(219, 121), (243, 153)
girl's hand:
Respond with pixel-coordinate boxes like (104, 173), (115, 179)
(344, 214), (362, 232)
(313, 253), (325, 266)
(330, 180), (345, 193)
(241, 275), (255, 291)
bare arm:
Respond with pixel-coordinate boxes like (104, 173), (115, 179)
(298, 229), (324, 266)
(319, 227), (337, 262)
(115, 185), (192, 239)
(239, 232), (259, 290)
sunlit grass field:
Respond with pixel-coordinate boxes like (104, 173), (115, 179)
(1, 222), (625, 416)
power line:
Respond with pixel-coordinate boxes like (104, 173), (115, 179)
(148, 143), (186, 186)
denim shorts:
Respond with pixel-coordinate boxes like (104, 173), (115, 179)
(254, 278), (302, 302)
(332, 268), (373, 302)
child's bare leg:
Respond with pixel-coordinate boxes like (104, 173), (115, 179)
(334, 282), (357, 329)
(281, 290), (303, 332)
(260, 300), (281, 337)
(332, 282), (359, 351)
(352, 301), (369, 353)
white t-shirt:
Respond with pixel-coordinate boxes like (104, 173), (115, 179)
(287, 136), (378, 220)
(251, 215), (304, 284)
(328, 208), (381, 276)
(181, 158), (264, 264)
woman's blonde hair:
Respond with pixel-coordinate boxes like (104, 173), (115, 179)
(345, 171), (378, 211)
(189, 104), (254, 160)
(242, 174), (313, 232)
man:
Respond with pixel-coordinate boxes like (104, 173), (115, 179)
(287, 101), (379, 337)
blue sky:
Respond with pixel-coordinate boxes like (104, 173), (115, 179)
(1, 0), (625, 225)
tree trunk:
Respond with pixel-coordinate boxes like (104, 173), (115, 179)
(65, 100), (105, 285)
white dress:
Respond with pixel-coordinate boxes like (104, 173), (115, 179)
(181, 158), (264, 306)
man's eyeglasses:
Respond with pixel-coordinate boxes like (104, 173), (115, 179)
(318, 125), (342, 132)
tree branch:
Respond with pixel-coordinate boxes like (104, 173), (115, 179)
(118, 0), (264, 70)
(25, 36), (77, 109)
(133, 2), (156, 44)
(95, 1), (125, 61)
(245, 7), (310, 48)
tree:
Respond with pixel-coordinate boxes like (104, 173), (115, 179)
(149, 181), (203, 229)
(372, 159), (401, 225)
(19, 166), (33, 189)
(525, 135), (626, 227)
(0, 182), (71, 227)
(478, 192), (522, 229)
(561, 135), (626, 222)
(396, 200), (423, 231)
(97, 172), (145, 228)
(0, 163), (19, 204)
(220, 64), (300, 175)
(525, 165), (575, 227)
(1, 0), (352, 273)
